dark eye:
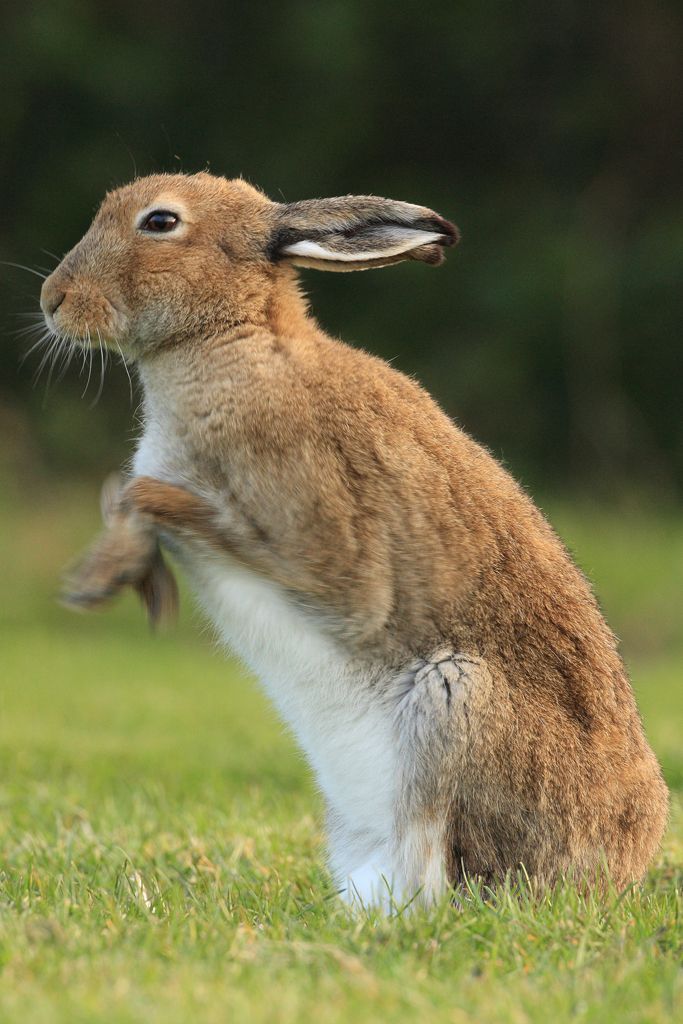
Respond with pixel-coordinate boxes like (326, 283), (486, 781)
(140, 210), (180, 233)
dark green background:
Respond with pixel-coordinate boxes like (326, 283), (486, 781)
(1, 0), (681, 496)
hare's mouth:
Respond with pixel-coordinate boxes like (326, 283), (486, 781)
(44, 318), (123, 360)
(28, 298), (132, 401)
(40, 281), (128, 344)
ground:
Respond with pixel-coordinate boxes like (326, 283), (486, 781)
(0, 479), (681, 1023)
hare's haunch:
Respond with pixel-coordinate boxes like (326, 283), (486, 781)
(42, 173), (668, 908)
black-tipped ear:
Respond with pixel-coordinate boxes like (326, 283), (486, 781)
(270, 195), (459, 272)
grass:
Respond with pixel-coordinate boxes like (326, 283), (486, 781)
(0, 477), (681, 1023)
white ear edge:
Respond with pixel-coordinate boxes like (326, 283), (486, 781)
(281, 229), (444, 263)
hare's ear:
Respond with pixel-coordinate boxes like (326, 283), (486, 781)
(270, 195), (459, 272)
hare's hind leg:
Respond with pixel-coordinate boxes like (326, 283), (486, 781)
(335, 651), (491, 912)
(393, 650), (493, 904)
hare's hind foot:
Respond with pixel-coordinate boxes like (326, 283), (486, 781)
(339, 853), (406, 913)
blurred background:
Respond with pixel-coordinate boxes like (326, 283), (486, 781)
(1, 0), (682, 496)
(0, 2), (681, 790)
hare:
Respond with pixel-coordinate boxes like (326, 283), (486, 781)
(41, 173), (668, 908)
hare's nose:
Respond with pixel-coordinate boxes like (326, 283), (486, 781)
(40, 279), (66, 318)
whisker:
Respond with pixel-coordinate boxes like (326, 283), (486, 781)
(0, 260), (48, 280)
(91, 328), (106, 406)
(12, 322), (49, 340)
(82, 330), (94, 397)
(113, 335), (134, 403)
(32, 331), (59, 375)
(77, 342), (89, 376)
(56, 333), (78, 382)
(33, 333), (61, 388)
(43, 333), (68, 396)
(20, 330), (54, 366)
(53, 339), (69, 380)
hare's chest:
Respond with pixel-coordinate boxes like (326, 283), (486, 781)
(189, 556), (398, 835)
(132, 434), (398, 840)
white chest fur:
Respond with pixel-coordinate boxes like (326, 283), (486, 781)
(190, 557), (398, 845)
(133, 429), (401, 897)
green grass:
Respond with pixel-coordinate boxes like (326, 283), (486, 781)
(0, 479), (681, 1023)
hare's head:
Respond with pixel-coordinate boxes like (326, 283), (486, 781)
(40, 172), (458, 359)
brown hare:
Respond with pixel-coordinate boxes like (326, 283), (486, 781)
(40, 173), (668, 908)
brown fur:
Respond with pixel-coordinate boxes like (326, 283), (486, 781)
(62, 474), (179, 627)
(43, 172), (668, 893)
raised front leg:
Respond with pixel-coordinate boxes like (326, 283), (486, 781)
(61, 474), (333, 626)
(62, 473), (278, 623)
(61, 475), (181, 626)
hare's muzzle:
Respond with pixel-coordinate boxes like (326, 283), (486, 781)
(40, 269), (121, 348)
(41, 281), (66, 319)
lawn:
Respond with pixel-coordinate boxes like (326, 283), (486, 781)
(0, 477), (681, 1023)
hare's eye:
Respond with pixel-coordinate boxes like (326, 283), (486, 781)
(139, 210), (180, 233)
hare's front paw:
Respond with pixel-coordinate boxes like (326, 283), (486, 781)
(61, 533), (150, 610)
(62, 534), (178, 627)
(61, 509), (157, 607)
